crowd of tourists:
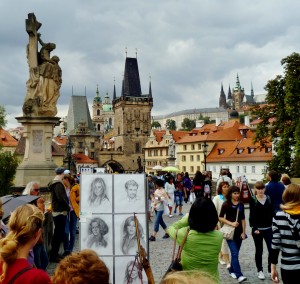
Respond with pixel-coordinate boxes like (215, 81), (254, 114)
(0, 168), (299, 283)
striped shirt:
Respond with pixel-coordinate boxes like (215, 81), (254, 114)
(271, 211), (300, 270)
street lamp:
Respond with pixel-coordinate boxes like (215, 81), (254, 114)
(202, 141), (208, 171)
(66, 135), (73, 171)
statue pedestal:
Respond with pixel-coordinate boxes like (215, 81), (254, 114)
(15, 116), (60, 187)
(167, 157), (176, 167)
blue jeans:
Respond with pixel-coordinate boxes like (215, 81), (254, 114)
(33, 243), (49, 270)
(64, 211), (78, 253)
(227, 238), (243, 278)
(154, 210), (167, 233)
(174, 192), (183, 206)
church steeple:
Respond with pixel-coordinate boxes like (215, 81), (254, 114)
(235, 74), (241, 91)
(93, 84), (102, 103)
(251, 82), (254, 97)
(122, 57), (142, 97)
(113, 79), (116, 100)
(149, 75), (152, 97)
(228, 84), (232, 99)
(219, 83), (227, 108)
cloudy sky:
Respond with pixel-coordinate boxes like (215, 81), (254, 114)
(1, 0), (299, 128)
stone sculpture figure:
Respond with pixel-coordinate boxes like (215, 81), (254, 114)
(23, 13), (62, 117)
(168, 137), (175, 158)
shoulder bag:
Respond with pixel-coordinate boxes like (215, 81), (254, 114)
(163, 228), (190, 278)
(220, 206), (239, 240)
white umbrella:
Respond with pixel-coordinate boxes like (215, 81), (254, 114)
(152, 165), (163, 170)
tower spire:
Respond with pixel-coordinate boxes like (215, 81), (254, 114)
(251, 82), (254, 97)
(228, 84), (232, 99)
(113, 77), (116, 100)
(149, 75), (152, 97)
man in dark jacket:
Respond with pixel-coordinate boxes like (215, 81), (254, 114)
(49, 167), (70, 262)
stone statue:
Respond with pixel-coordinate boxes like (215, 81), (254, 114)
(137, 156), (142, 171)
(23, 13), (62, 117)
(168, 137), (175, 157)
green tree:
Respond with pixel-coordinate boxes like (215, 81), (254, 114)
(198, 114), (214, 124)
(251, 52), (300, 176)
(0, 105), (7, 128)
(0, 150), (19, 196)
(151, 121), (161, 129)
(165, 119), (176, 130)
(181, 118), (196, 131)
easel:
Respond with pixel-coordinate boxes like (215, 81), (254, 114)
(126, 253), (144, 284)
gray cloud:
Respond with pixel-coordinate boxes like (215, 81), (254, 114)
(1, 0), (299, 127)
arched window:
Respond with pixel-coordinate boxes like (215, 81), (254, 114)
(136, 143), (140, 153)
(97, 124), (100, 131)
(97, 109), (100, 116)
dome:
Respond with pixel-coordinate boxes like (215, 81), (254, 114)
(93, 96), (102, 103)
(102, 104), (112, 112)
(230, 109), (239, 118)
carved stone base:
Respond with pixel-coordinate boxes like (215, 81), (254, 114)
(15, 116), (60, 187)
(167, 157), (176, 167)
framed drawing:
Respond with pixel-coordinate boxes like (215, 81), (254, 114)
(114, 214), (147, 256)
(114, 174), (146, 213)
(80, 214), (113, 256)
(115, 256), (148, 284)
(80, 174), (113, 213)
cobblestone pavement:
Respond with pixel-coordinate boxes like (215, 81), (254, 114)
(47, 203), (276, 283)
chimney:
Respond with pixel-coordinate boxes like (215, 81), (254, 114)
(215, 117), (221, 126)
(244, 116), (250, 127)
(196, 120), (205, 128)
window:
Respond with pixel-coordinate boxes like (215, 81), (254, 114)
(148, 150), (152, 157)
(183, 145), (187, 150)
(197, 155), (200, 161)
(160, 149), (163, 156)
(97, 109), (100, 116)
(252, 166), (255, 173)
(136, 143), (140, 153)
(190, 166), (194, 173)
(236, 165), (240, 173)
(190, 155), (194, 161)
(182, 155), (186, 162)
(197, 166), (200, 171)
(191, 144), (195, 150)
(90, 142), (95, 149)
(213, 166), (216, 173)
(90, 152), (94, 159)
(183, 166), (186, 172)
(79, 142), (83, 149)
(97, 124), (100, 131)
(243, 166), (247, 173)
(118, 127), (120, 135)
(198, 144), (201, 150)
(154, 150), (158, 156)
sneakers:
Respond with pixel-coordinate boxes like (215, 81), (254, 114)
(149, 236), (156, 241)
(219, 258), (226, 265)
(179, 213), (184, 216)
(238, 276), (247, 282)
(169, 214), (173, 218)
(174, 208), (177, 214)
(257, 271), (265, 280)
(163, 233), (170, 239)
(230, 273), (237, 279)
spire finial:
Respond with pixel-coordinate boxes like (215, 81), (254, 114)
(125, 47), (127, 58)
(135, 48), (138, 58)
(96, 84), (99, 97)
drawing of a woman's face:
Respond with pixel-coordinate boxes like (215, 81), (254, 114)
(127, 221), (136, 237)
(127, 262), (138, 279)
(91, 221), (100, 236)
(94, 181), (104, 197)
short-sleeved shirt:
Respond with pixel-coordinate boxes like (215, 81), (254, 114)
(219, 202), (245, 239)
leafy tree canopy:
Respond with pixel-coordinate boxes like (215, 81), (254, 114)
(0, 105), (7, 128)
(251, 52), (300, 176)
(197, 114), (214, 124)
(181, 118), (196, 131)
(165, 119), (176, 130)
(151, 121), (161, 129)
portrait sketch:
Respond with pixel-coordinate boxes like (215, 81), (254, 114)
(80, 174), (112, 213)
(114, 174), (146, 213)
(115, 257), (147, 284)
(80, 215), (113, 255)
(114, 214), (147, 255)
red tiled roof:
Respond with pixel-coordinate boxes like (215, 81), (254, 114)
(170, 130), (189, 142)
(73, 153), (98, 164)
(54, 136), (68, 146)
(207, 139), (272, 163)
(0, 128), (18, 147)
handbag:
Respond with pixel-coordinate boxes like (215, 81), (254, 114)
(220, 206), (239, 240)
(163, 228), (190, 278)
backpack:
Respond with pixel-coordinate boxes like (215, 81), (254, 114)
(183, 178), (192, 190)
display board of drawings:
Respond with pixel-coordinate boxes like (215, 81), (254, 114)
(80, 174), (148, 284)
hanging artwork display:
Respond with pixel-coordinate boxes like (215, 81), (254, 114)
(80, 174), (148, 284)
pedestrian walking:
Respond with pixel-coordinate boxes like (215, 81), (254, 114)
(219, 186), (247, 283)
(149, 179), (170, 241)
(165, 175), (175, 217)
(249, 181), (273, 280)
(183, 172), (192, 203)
(271, 183), (300, 283)
(174, 173), (185, 216)
(192, 171), (204, 199)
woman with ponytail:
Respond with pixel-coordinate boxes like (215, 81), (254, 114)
(0, 204), (51, 283)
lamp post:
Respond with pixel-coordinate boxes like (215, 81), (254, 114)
(202, 141), (208, 171)
(66, 135), (73, 171)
